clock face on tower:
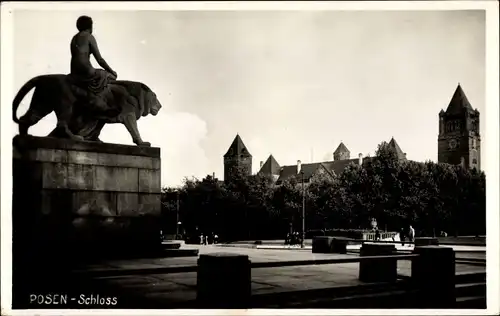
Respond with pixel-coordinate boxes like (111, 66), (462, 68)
(448, 139), (458, 149)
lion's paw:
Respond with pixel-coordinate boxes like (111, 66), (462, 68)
(136, 141), (151, 147)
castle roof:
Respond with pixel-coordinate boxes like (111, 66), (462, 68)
(224, 134), (252, 158)
(276, 156), (376, 184)
(445, 84), (475, 115)
(334, 142), (350, 154)
(259, 155), (281, 175)
(276, 162), (333, 183)
(388, 137), (406, 160)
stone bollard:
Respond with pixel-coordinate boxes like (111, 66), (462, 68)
(412, 246), (455, 308)
(312, 236), (334, 253)
(359, 243), (397, 282)
(197, 253), (251, 308)
(414, 237), (439, 246)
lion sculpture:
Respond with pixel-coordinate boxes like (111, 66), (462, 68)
(13, 74), (162, 147)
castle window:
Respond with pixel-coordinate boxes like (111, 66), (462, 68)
(472, 139), (477, 149)
(472, 159), (478, 164)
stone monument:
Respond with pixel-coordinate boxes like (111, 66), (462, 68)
(12, 16), (164, 265)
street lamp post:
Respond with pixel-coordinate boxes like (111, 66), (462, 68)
(176, 190), (180, 239)
(301, 171), (305, 248)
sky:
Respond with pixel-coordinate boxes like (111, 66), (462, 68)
(11, 9), (486, 187)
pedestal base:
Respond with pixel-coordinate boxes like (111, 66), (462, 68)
(12, 135), (162, 262)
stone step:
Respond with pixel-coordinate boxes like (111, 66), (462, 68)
(271, 288), (416, 309)
(455, 295), (487, 309)
(161, 242), (182, 250)
(455, 282), (486, 298)
(455, 271), (486, 284)
(252, 280), (411, 308)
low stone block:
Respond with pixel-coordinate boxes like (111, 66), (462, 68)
(331, 237), (349, 254)
(414, 237), (439, 246)
(359, 243), (397, 283)
(312, 236), (334, 253)
(412, 246), (455, 308)
(197, 253), (251, 308)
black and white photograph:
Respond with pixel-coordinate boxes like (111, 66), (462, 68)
(1, 1), (499, 314)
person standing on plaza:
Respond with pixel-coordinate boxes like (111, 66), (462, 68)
(400, 227), (406, 246)
(408, 225), (415, 246)
(375, 227), (381, 241)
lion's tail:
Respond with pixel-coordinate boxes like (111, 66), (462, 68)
(12, 75), (43, 124)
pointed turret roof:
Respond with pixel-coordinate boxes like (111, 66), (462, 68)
(224, 134), (252, 158)
(445, 84), (474, 115)
(259, 154), (281, 175)
(334, 142), (350, 154)
(388, 137), (406, 160)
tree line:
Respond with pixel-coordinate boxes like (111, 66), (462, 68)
(161, 142), (486, 242)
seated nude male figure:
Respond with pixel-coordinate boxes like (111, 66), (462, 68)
(70, 15), (120, 115)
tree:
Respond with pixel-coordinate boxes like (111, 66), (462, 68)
(270, 178), (303, 235)
(160, 146), (486, 242)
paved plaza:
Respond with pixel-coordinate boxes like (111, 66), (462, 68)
(74, 244), (485, 308)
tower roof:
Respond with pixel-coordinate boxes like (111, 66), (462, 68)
(334, 142), (350, 154)
(388, 137), (406, 160)
(224, 134), (252, 158)
(259, 154), (281, 175)
(445, 84), (474, 115)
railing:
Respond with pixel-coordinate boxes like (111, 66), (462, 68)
(363, 232), (396, 240)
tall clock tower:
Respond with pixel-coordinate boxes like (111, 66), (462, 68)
(438, 84), (481, 170)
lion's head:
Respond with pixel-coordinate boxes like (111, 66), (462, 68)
(148, 91), (162, 116)
(141, 87), (162, 117)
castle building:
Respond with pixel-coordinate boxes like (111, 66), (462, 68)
(222, 84), (481, 183)
(438, 84), (481, 171)
(262, 138), (405, 185)
(223, 136), (406, 184)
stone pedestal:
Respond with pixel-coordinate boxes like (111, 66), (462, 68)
(359, 243), (397, 282)
(12, 135), (162, 262)
(412, 246), (456, 308)
(197, 253), (251, 308)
